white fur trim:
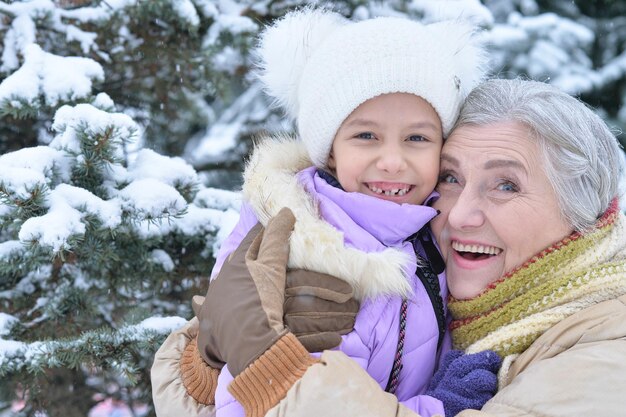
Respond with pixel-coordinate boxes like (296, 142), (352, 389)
(242, 136), (413, 300)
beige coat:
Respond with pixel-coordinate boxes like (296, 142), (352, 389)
(266, 294), (626, 417)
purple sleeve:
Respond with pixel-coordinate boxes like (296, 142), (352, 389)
(210, 202), (259, 281)
(397, 325), (449, 417)
(214, 365), (244, 417)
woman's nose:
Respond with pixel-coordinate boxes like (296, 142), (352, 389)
(446, 188), (485, 230)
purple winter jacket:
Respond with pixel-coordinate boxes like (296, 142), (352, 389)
(213, 166), (450, 416)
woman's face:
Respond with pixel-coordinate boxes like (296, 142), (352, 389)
(431, 121), (573, 300)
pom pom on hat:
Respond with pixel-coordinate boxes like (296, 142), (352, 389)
(255, 8), (348, 120)
(255, 9), (490, 167)
(431, 20), (489, 99)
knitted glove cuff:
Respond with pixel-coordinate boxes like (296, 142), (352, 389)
(180, 337), (219, 405)
(228, 332), (319, 417)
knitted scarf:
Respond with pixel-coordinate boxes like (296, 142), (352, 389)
(448, 200), (626, 358)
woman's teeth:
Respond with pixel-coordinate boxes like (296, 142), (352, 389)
(452, 241), (502, 256)
(368, 185), (410, 196)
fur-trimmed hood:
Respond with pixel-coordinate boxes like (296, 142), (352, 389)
(242, 135), (437, 300)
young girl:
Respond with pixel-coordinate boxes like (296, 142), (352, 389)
(192, 8), (491, 417)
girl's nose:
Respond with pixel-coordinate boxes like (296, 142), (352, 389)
(375, 145), (407, 174)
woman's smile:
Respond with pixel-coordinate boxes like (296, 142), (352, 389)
(450, 239), (503, 270)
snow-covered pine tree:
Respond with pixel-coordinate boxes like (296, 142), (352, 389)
(0, 1), (243, 415)
(0, 93), (244, 416)
(0, 0), (262, 160)
(1, 0), (625, 416)
(0, 88), (243, 416)
(0, 94), (243, 416)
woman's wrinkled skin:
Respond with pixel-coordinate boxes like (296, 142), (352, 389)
(431, 121), (572, 300)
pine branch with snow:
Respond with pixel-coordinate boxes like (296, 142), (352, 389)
(0, 98), (240, 416)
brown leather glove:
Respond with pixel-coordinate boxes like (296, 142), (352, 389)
(182, 269), (360, 407)
(183, 266), (359, 404)
(196, 207), (361, 377)
(193, 268), (359, 357)
(284, 269), (359, 352)
(197, 208), (295, 376)
(184, 208), (359, 405)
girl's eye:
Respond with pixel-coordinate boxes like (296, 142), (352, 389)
(408, 135), (427, 142)
(355, 132), (375, 140)
(497, 181), (519, 192)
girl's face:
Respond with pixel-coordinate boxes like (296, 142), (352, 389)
(431, 122), (573, 300)
(329, 93), (443, 205)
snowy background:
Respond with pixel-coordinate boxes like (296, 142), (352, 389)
(1, 0), (625, 416)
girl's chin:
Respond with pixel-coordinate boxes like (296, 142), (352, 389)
(371, 194), (411, 204)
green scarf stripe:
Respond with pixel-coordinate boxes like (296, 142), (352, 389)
(448, 222), (612, 320)
(451, 261), (626, 350)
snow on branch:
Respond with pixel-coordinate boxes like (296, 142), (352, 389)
(50, 101), (138, 155)
(0, 44), (104, 116)
(0, 315), (187, 377)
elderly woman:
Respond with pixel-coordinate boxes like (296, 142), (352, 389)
(152, 78), (626, 417)
(428, 79), (626, 416)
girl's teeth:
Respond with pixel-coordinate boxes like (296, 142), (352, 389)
(368, 185), (410, 196)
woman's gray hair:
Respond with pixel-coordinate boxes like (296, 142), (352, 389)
(453, 78), (624, 232)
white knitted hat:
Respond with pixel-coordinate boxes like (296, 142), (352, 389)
(256, 8), (489, 167)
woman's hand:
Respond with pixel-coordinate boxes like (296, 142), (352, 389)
(425, 350), (501, 416)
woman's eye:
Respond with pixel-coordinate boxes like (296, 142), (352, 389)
(355, 132), (375, 140)
(408, 135), (426, 142)
(438, 173), (458, 184)
(497, 181), (518, 192)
